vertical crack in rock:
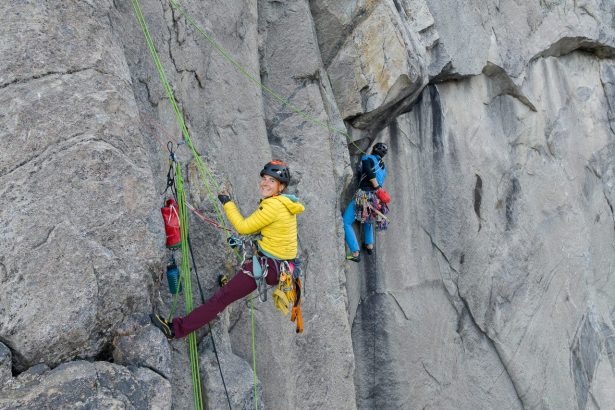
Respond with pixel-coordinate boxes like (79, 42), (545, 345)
(586, 164), (615, 230)
(599, 64), (615, 136)
(421, 360), (441, 385)
(137, 78), (156, 106)
(429, 85), (443, 160)
(474, 174), (483, 231)
(604, 194), (615, 230)
(163, 3), (187, 108)
(184, 69), (205, 88)
(421, 226), (455, 272)
(505, 177), (520, 231)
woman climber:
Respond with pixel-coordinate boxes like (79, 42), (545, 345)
(152, 160), (305, 339)
(343, 142), (390, 262)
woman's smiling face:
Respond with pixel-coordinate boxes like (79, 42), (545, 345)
(259, 174), (283, 198)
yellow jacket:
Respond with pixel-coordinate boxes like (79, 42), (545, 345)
(223, 194), (305, 260)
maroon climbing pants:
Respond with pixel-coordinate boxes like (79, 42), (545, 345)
(172, 258), (280, 339)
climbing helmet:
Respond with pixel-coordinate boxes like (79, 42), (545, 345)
(260, 160), (291, 185)
(372, 142), (388, 158)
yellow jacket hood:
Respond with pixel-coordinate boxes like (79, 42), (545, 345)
(270, 194), (305, 215)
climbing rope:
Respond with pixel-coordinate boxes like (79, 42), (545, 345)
(175, 161), (204, 410)
(160, 155), (233, 409)
(130, 2), (206, 408)
(187, 233), (233, 410)
(130, 0), (230, 239)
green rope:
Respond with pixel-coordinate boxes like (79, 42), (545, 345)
(176, 164), (204, 410)
(130, 2), (206, 409)
(130, 0), (229, 233)
(167, 0), (367, 155)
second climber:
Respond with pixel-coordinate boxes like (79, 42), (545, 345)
(343, 142), (390, 262)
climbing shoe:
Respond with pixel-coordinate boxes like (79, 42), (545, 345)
(346, 254), (361, 263)
(150, 313), (174, 339)
(217, 274), (229, 287)
(362, 244), (373, 255)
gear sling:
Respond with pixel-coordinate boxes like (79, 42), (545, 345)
(251, 251), (304, 333)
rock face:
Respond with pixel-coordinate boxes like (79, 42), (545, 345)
(1, 0), (614, 409)
(0, 1), (161, 372)
(0, 360), (171, 409)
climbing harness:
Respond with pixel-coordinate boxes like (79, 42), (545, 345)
(242, 253), (306, 334)
(354, 190), (390, 231)
(249, 254), (269, 302)
(233, 239), (270, 302)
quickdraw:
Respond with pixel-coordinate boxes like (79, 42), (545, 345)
(160, 143), (182, 249)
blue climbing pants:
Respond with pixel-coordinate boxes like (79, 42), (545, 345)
(343, 199), (373, 253)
